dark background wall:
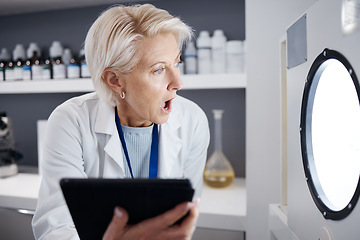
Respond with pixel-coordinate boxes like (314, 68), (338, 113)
(0, 0), (246, 177)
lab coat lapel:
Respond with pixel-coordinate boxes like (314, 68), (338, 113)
(94, 101), (125, 177)
(158, 106), (183, 178)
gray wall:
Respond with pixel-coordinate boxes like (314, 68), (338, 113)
(0, 0), (246, 177)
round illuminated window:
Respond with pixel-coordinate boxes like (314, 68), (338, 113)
(300, 48), (360, 220)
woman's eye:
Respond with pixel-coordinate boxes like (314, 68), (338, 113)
(154, 67), (165, 75)
(174, 61), (182, 68)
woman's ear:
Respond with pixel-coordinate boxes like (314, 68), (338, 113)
(102, 68), (124, 93)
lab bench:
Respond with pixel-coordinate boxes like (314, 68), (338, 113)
(0, 168), (246, 240)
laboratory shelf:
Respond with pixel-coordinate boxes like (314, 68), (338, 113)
(0, 73), (246, 94)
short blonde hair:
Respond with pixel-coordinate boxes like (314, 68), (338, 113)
(84, 4), (193, 106)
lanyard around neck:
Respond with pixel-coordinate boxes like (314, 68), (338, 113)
(115, 107), (159, 179)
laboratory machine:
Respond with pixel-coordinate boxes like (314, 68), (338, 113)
(285, 0), (360, 239)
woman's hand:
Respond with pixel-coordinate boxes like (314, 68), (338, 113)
(103, 199), (200, 240)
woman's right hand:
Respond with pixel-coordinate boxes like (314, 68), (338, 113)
(103, 199), (200, 240)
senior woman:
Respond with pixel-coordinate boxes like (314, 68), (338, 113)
(32, 4), (210, 240)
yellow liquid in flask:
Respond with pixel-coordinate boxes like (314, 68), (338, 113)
(203, 170), (235, 188)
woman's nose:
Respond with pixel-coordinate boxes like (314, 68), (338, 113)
(168, 69), (183, 91)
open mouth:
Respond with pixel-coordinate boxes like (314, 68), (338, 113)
(161, 98), (173, 113)
(164, 100), (170, 110)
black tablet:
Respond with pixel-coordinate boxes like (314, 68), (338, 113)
(60, 178), (194, 240)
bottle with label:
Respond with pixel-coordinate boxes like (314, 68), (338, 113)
(0, 48), (10, 81)
(79, 48), (90, 78)
(184, 41), (197, 74)
(3, 48), (15, 81)
(68, 57), (81, 79)
(23, 59), (32, 81)
(13, 44), (26, 81)
(211, 30), (227, 74)
(50, 41), (66, 79)
(203, 109), (235, 188)
(226, 40), (245, 73)
(26, 43), (42, 80)
(196, 31), (212, 74)
(63, 49), (80, 79)
(0, 61), (4, 81)
(42, 56), (52, 80)
(31, 55), (44, 80)
(5, 60), (15, 81)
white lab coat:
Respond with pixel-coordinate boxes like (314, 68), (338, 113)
(32, 92), (210, 240)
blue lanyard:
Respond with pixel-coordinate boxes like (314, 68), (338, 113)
(115, 107), (158, 178)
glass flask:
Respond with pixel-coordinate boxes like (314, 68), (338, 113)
(203, 109), (235, 188)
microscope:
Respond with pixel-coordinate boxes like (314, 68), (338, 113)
(0, 112), (21, 177)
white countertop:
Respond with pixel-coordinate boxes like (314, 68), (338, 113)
(198, 178), (246, 231)
(0, 173), (246, 231)
(0, 173), (41, 210)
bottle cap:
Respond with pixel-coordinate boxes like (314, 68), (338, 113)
(49, 41), (63, 58)
(212, 109), (224, 119)
(0, 48), (11, 61)
(13, 44), (26, 61)
(27, 42), (41, 59)
(213, 29), (225, 37)
(62, 48), (72, 65)
(79, 48), (85, 57)
(197, 31), (211, 48)
(212, 29), (227, 48)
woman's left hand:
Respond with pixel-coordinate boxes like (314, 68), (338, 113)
(103, 199), (200, 240)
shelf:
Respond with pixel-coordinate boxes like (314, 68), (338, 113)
(198, 178), (246, 231)
(0, 73), (246, 94)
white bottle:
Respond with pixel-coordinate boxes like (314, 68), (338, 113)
(211, 30), (227, 74)
(50, 41), (66, 79)
(196, 31), (212, 74)
(13, 44), (26, 80)
(64, 49), (80, 79)
(79, 48), (90, 78)
(2, 48), (15, 81)
(226, 40), (245, 73)
(0, 48), (11, 81)
(184, 41), (197, 74)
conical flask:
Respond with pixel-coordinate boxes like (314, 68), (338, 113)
(203, 109), (235, 188)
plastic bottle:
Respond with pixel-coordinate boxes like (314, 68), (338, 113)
(226, 40), (245, 73)
(25, 43), (41, 80)
(42, 56), (52, 80)
(13, 44), (26, 80)
(27, 43), (42, 81)
(0, 60), (4, 81)
(196, 31), (212, 74)
(79, 48), (90, 78)
(5, 60), (15, 81)
(211, 30), (227, 74)
(50, 41), (66, 79)
(31, 54), (44, 81)
(0, 48), (10, 81)
(63, 49), (81, 79)
(184, 41), (197, 74)
(2, 48), (14, 81)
